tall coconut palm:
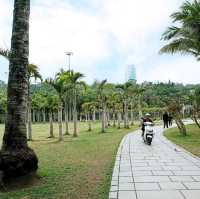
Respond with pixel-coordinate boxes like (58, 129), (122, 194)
(160, 0), (200, 60)
(0, 50), (42, 141)
(0, 0), (38, 178)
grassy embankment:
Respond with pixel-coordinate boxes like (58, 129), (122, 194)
(0, 121), (138, 199)
(165, 124), (200, 157)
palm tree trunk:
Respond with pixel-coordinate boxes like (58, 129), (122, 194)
(138, 95), (143, 118)
(113, 112), (116, 127)
(130, 103), (134, 125)
(64, 101), (69, 135)
(0, 0), (38, 178)
(73, 89), (78, 137)
(58, 102), (63, 141)
(32, 109), (36, 123)
(37, 110), (40, 123)
(101, 103), (106, 133)
(88, 113), (92, 131)
(117, 112), (121, 129)
(27, 101), (32, 141)
(93, 110), (96, 122)
(49, 111), (54, 138)
(42, 109), (46, 123)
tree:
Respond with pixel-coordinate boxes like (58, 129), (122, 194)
(0, 50), (42, 141)
(45, 76), (65, 141)
(82, 102), (93, 131)
(160, 0), (200, 60)
(168, 101), (187, 136)
(97, 80), (107, 133)
(0, 0), (38, 178)
(116, 82), (133, 129)
(189, 88), (200, 128)
(68, 71), (86, 137)
(27, 64), (42, 141)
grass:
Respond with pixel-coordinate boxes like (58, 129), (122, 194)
(0, 121), (138, 199)
(164, 124), (200, 157)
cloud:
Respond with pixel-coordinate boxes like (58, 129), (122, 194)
(0, 0), (199, 84)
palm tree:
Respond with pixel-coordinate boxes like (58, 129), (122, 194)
(160, 0), (200, 60)
(46, 94), (59, 138)
(116, 82), (133, 129)
(68, 71), (86, 137)
(0, 50), (42, 141)
(82, 102), (93, 131)
(0, 0), (38, 178)
(45, 77), (65, 141)
(56, 69), (71, 135)
(27, 64), (42, 141)
(97, 80), (107, 133)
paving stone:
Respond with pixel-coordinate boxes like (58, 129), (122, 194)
(119, 182), (135, 190)
(159, 182), (186, 190)
(109, 191), (117, 199)
(133, 162), (148, 167)
(183, 182), (200, 189)
(134, 176), (170, 183)
(181, 190), (200, 199)
(118, 191), (136, 199)
(152, 171), (174, 176)
(181, 166), (200, 171)
(163, 166), (182, 171)
(135, 182), (160, 190)
(192, 176), (200, 181)
(173, 171), (200, 176)
(119, 171), (132, 177)
(132, 171), (153, 176)
(137, 190), (185, 199)
(132, 166), (163, 171)
(170, 176), (195, 182)
(111, 181), (118, 186)
(119, 176), (133, 183)
(110, 185), (118, 192)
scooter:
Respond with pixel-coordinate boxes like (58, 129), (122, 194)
(143, 122), (154, 145)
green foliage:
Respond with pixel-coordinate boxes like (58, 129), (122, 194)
(160, 0), (200, 60)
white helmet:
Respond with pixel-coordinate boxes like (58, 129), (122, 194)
(145, 113), (151, 117)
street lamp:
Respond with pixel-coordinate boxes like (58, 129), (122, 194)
(65, 51), (73, 71)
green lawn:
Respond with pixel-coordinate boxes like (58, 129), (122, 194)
(164, 124), (200, 157)
(0, 122), (138, 199)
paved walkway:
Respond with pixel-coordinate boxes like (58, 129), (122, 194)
(109, 126), (200, 199)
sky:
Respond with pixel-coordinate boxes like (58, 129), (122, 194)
(0, 0), (200, 84)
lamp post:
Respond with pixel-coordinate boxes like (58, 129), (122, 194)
(65, 51), (73, 71)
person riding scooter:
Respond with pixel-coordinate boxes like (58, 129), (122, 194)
(141, 113), (153, 137)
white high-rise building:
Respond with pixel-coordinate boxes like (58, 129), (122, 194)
(125, 64), (136, 82)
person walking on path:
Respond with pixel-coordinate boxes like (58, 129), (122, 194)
(163, 112), (169, 128)
(168, 115), (173, 126)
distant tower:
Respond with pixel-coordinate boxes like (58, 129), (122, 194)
(125, 64), (136, 83)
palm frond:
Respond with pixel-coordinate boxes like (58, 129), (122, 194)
(0, 48), (10, 60)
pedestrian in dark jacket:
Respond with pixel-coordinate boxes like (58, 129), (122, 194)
(163, 112), (169, 128)
(168, 115), (173, 126)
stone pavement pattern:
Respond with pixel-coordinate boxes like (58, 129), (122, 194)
(109, 126), (200, 199)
